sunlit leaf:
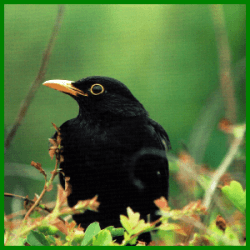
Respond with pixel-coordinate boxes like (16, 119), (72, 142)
(92, 229), (112, 246)
(81, 222), (101, 246)
(221, 181), (246, 215)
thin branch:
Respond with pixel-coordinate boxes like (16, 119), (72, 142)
(4, 192), (51, 213)
(202, 124), (246, 209)
(23, 159), (60, 220)
(210, 4), (237, 124)
(4, 5), (65, 151)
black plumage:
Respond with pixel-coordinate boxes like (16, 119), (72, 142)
(43, 76), (170, 241)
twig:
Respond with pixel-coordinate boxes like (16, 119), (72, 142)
(23, 188), (47, 221)
(202, 124), (246, 209)
(4, 5), (65, 151)
(23, 159), (60, 220)
(210, 4), (237, 124)
(4, 192), (52, 214)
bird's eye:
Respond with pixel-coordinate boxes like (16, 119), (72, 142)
(90, 83), (105, 95)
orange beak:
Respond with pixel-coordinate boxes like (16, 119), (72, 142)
(43, 80), (88, 97)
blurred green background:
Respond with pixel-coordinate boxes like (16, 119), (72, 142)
(4, 4), (245, 214)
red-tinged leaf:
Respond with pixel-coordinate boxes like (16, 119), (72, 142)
(56, 184), (68, 208)
(218, 118), (233, 133)
(52, 122), (60, 133)
(216, 215), (226, 232)
(154, 196), (170, 212)
(73, 196), (100, 213)
(48, 138), (57, 147)
(51, 218), (68, 235)
(89, 195), (100, 212)
(64, 221), (77, 232)
(60, 154), (64, 163)
(49, 147), (56, 160)
(64, 176), (72, 197)
(31, 161), (47, 179)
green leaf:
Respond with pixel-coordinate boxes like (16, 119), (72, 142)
(120, 215), (132, 232)
(124, 231), (138, 245)
(105, 226), (125, 237)
(46, 235), (56, 245)
(127, 207), (140, 224)
(37, 224), (58, 235)
(81, 222), (101, 246)
(120, 207), (151, 235)
(92, 229), (112, 246)
(221, 181), (246, 215)
(26, 230), (50, 246)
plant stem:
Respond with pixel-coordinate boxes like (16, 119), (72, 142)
(202, 124), (246, 209)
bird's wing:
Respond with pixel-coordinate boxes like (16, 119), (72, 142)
(127, 119), (170, 207)
(148, 118), (171, 151)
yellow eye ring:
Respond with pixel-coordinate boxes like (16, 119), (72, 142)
(90, 83), (105, 95)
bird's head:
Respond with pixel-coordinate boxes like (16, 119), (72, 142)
(43, 76), (148, 120)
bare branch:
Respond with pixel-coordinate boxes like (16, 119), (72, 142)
(23, 158), (60, 220)
(4, 192), (52, 214)
(4, 5), (65, 150)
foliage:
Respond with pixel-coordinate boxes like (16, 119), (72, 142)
(4, 123), (246, 246)
(4, 182), (246, 246)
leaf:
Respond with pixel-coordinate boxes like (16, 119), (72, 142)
(92, 229), (112, 246)
(51, 218), (68, 235)
(64, 176), (72, 197)
(120, 207), (151, 236)
(52, 122), (60, 133)
(221, 181), (246, 215)
(56, 184), (68, 207)
(120, 215), (132, 232)
(26, 230), (50, 246)
(73, 195), (100, 213)
(105, 226), (125, 237)
(81, 222), (101, 246)
(30, 161), (47, 179)
(154, 196), (170, 212)
(216, 215), (226, 232)
(127, 207), (140, 224)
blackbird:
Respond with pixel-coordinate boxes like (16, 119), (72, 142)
(43, 76), (170, 242)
